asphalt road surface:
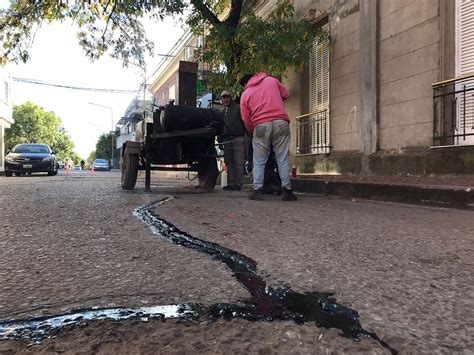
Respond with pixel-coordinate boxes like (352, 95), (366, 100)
(0, 170), (472, 354)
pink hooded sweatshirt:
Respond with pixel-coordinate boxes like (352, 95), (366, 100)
(240, 72), (289, 133)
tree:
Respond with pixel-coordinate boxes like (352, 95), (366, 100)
(0, 1), (327, 92)
(69, 152), (83, 166)
(5, 101), (76, 161)
(88, 150), (96, 164)
(95, 132), (115, 161)
(188, 0), (327, 92)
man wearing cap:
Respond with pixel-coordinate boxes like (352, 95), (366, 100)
(219, 90), (247, 191)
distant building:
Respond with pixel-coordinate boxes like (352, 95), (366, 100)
(0, 67), (13, 174)
(116, 95), (152, 157)
(149, 31), (210, 108)
(116, 31), (211, 158)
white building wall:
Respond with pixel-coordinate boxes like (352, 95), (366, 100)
(0, 68), (13, 173)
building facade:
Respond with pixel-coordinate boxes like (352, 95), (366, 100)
(0, 67), (13, 174)
(282, 0), (474, 175)
(149, 32), (208, 108)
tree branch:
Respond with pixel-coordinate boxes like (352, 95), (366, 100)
(189, 0), (220, 26)
(224, 0), (242, 28)
(101, 0), (115, 46)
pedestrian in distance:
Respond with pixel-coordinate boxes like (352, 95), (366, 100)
(218, 90), (247, 191)
(240, 72), (297, 201)
(65, 158), (71, 176)
(80, 159), (85, 170)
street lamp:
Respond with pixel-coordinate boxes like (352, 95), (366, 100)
(88, 102), (114, 168)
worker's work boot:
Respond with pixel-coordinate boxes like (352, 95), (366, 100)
(248, 189), (263, 200)
(281, 188), (297, 201)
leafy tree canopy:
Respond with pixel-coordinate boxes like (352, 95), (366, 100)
(5, 101), (76, 161)
(95, 132), (115, 161)
(87, 150), (96, 164)
(0, 0), (327, 93)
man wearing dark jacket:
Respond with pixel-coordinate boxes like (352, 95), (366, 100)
(219, 90), (246, 191)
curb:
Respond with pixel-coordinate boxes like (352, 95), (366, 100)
(291, 178), (474, 210)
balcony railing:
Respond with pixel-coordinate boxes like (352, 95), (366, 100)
(296, 109), (330, 155)
(432, 73), (474, 146)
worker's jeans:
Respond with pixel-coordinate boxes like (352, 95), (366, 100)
(252, 120), (291, 190)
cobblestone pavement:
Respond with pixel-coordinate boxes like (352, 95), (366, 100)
(0, 170), (473, 354)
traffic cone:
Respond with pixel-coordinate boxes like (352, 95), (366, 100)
(90, 164), (95, 175)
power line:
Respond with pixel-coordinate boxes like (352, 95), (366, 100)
(13, 77), (139, 94)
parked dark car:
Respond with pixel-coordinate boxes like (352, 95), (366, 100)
(4, 143), (58, 177)
(93, 159), (110, 171)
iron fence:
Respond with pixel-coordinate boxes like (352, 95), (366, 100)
(296, 109), (330, 155)
(432, 73), (474, 146)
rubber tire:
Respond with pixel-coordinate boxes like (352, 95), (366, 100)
(121, 153), (139, 190)
(5, 170), (12, 177)
(14, 172), (21, 177)
(198, 158), (218, 191)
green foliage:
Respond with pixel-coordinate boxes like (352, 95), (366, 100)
(69, 152), (83, 166)
(192, 0), (328, 94)
(0, 0), (186, 66)
(88, 150), (97, 164)
(5, 102), (76, 161)
(95, 132), (115, 161)
(1, 0), (328, 94)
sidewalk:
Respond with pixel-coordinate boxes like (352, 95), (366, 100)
(291, 174), (474, 210)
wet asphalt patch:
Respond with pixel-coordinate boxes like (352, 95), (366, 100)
(0, 198), (397, 354)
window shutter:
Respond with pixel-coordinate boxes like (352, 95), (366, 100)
(308, 23), (330, 154)
(455, 0), (474, 144)
(457, 0), (474, 75)
(310, 23), (329, 112)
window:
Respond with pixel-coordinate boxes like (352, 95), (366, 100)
(297, 23), (330, 155)
(169, 83), (176, 102)
(455, 0), (474, 145)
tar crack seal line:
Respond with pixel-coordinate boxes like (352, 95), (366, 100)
(0, 199), (397, 354)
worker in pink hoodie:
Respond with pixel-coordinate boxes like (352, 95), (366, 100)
(240, 72), (297, 201)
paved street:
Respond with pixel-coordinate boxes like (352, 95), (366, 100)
(0, 170), (473, 354)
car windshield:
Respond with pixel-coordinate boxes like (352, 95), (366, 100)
(95, 159), (107, 164)
(13, 145), (50, 154)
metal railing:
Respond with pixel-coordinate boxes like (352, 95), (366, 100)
(432, 73), (474, 146)
(295, 109), (330, 155)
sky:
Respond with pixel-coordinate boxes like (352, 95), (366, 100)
(3, 4), (185, 158)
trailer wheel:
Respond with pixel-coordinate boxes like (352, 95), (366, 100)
(121, 153), (139, 190)
(198, 158), (218, 191)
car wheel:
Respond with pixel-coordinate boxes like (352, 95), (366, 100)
(121, 153), (139, 190)
(5, 170), (12, 177)
(14, 172), (21, 176)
